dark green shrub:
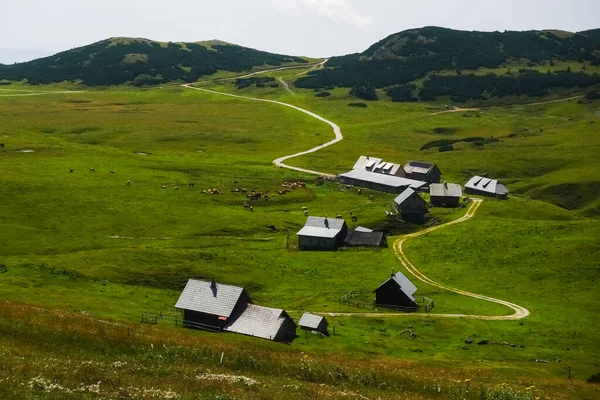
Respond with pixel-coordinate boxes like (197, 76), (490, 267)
(349, 84), (378, 101)
(585, 91), (600, 100)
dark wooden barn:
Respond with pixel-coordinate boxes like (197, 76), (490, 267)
(393, 188), (429, 219)
(404, 160), (442, 183)
(297, 216), (348, 250)
(298, 313), (329, 335)
(175, 279), (251, 331)
(429, 182), (463, 207)
(175, 279), (296, 342)
(373, 271), (419, 309)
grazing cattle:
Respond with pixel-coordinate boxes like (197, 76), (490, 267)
(110, 170), (116, 174)
(0, 143), (4, 148)
(369, 195), (374, 201)
(69, 169), (74, 173)
(284, 209), (290, 213)
(304, 210), (308, 216)
(174, 186), (179, 190)
(357, 189), (362, 195)
(336, 215), (343, 219)
(352, 215), (358, 222)
(126, 180), (131, 186)
(267, 224), (277, 231)
(89, 168), (95, 173)
(301, 207), (308, 211)
(189, 182), (195, 188)
(161, 186), (167, 189)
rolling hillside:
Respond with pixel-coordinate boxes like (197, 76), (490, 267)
(295, 26), (600, 102)
(0, 37), (308, 86)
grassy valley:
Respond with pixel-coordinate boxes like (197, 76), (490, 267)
(1, 28), (600, 399)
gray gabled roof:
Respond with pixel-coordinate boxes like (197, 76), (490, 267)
(430, 183), (462, 198)
(339, 169), (426, 189)
(404, 160), (437, 175)
(394, 188), (419, 206)
(345, 230), (385, 247)
(353, 156), (382, 171)
(297, 216), (346, 238)
(224, 304), (292, 340)
(298, 313), (326, 330)
(373, 271), (418, 301)
(465, 176), (508, 195)
(175, 279), (245, 318)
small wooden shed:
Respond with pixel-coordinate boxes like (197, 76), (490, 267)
(298, 313), (329, 335)
(373, 271), (418, 310)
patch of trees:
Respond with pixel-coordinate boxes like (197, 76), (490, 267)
(386, 84), (417, 102)
(0, 40), (306, 86)
(295, 27), (600, 90)
(349, 84), (378, 101)
(234, 76), (275, 89)
(421, 137), (500, 151)
(585, 90), (600, 100)
(420, 70), (600, 102)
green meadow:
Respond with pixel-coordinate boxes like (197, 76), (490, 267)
(1, 70), (599, 399)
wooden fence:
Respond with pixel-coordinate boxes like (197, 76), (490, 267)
(340, 291), (434, 313)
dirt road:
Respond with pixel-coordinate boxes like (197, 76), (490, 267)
(183, 83), (342, 177)
(328, 199), (531, 320)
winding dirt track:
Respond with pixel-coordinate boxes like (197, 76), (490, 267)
(183, 82), (342, 177)
(182, 66), (531, 320)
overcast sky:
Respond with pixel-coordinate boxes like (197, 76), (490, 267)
(1, 0), (598, 63)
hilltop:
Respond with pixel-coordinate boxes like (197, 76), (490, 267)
(295, 26), (600, 102)
(0, 37), (308, 85)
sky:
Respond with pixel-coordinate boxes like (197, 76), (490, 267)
(1, 0), (598, 63)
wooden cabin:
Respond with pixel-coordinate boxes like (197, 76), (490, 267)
(465, 176), (508, 199)
(404, 161), (442, 183)
(429, 183), (463, 207)
(175, 279), (251, 331)
(298, 313), (329, 335)
(393, 188), (428, 219)
(373, 271), (418, 309)
(297, 216), (348, 250)
(225, 304), (296, 342)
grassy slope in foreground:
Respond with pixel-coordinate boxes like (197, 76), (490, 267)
(4, 301), (598, 400)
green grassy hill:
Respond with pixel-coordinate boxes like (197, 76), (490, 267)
(0, 37), (309, 85)
(295, 26), (600, 102)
